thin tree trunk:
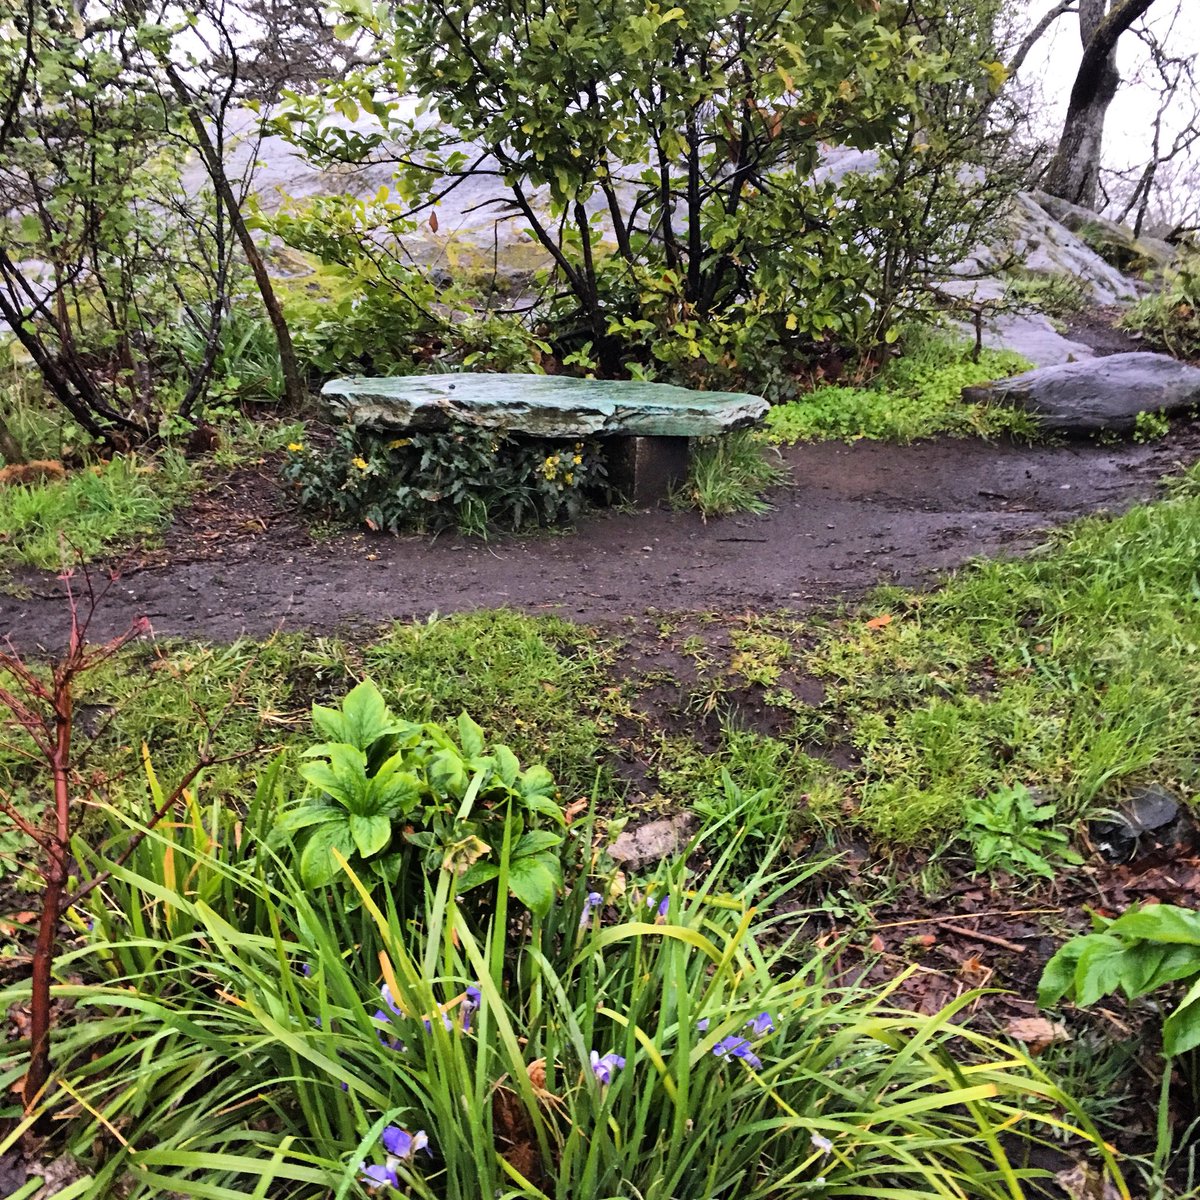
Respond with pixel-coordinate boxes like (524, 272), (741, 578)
(161, 65), (305, 409)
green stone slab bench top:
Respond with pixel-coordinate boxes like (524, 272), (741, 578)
(321, 373), (768, 439)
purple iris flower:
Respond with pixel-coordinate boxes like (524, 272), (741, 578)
(360, 1163), (398, 1189)
(380, 983), (401, 1015)
(746, 1012), (774, 1037)
(590, 1050), (626, 1085)
(646, 894), (669, 918)
(713, 1035), (762, 1070)
(462, 984), (482, 1033)
(382, 1126), (430, 1159)
(696, 1017), (710, 1032)
(423, 1012), (454, 1032)
(371, 1009), (405, 1052)
(579, 891), (604, 928)
(301, 962), (312, 977)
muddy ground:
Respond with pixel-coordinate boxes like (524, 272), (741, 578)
(3, 424), (1199, 651)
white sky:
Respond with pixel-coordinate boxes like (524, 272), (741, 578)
(1014, 0), (1200, 174)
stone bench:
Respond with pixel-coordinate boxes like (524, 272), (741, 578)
(321, 373), (769, 503)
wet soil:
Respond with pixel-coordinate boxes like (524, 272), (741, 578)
(3, 422), (1199, 651)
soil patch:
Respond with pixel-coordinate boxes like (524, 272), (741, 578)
(2, 423), (1199, 650)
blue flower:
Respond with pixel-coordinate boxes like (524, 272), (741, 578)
(579, 891), (604, 928)
(590, 1050), (626, 1085)
(712, 1035), (762, 1070)
(646, 894), (669, 918)
(462, 984), (482, 1033)
(423, 1012), (454, 1032)
(695, 1017), (710, 1032)
(371, 1009), (405, 1052)
(746, 1011), (774, 1037)
(382, 1126), (430, 1159)
(360, 1162), (398, 1189)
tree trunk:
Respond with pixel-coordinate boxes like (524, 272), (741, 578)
(1043, 57), (1120, 207)
(161, 64), (307, 410)
(1043, 0), (1160, 209)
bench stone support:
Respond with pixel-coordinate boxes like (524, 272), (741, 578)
(607, 436), (690, 505)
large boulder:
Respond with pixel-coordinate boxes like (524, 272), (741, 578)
(962, 352), (1200, 433)
(1032, 191), (1177, 274)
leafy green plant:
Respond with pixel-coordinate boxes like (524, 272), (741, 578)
(673, 432), (787, 517)
(1002, 272), (1089, 320)
(962, 784), (1082, 880)
(2, 753), (1124, 1200)
(1121, 252), (1200, 360)
(1040, 905), (1200, 1058)
(282, 421), (609, 536)
(765, 338), (1034, 445)
(278, 680), (565, 914)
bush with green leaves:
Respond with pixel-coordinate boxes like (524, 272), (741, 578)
(277, 681), (565, 915)
(1, 720), (1122, 1200)
(274, 0), (1023, 387)
(1121, 251), (1200, 360)
(281, 420), (609, 535)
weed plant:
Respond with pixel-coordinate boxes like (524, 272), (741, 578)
(764, 336), (1035, 444)
(1121, 251), (1200, 360)
(674, 432), (789, 517)
(0, 454), (193, 569)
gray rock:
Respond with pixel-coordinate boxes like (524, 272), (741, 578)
(1032, 191), (1177, 273)
(609, 813), (697, 871)
(947, 312), (1095, 368)
(1089, 785), (1182, 862)
(323, 373), (768, 438)
(961, 352), (1200, 433)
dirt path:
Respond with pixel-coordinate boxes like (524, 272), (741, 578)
(4, 423), (1198, 650)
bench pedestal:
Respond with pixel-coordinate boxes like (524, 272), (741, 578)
(607, 436), (690, 505)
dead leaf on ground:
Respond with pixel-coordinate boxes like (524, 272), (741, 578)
(1055, 1163), (1122, 1200)
(1004, 1016), (1069, 1055)
(864, 614), (893, 630)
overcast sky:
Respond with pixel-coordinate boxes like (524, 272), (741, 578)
(1014, 0), (1199, 175)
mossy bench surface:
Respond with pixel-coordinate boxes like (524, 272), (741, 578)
(322, 373), (768, 439)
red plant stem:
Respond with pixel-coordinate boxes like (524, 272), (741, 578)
(24, 637), (74, 1111)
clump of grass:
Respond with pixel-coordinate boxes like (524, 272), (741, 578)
(0, 454), (193, 569)
(674, 431), (788, 517)
(1120, 250), (1200, 360)
(803, 459), (1200, 846)
(765, 335), (1035, 445)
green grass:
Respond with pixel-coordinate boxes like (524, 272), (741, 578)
(0, 454), (194, 569)
(673, 431), (789, 516)
(765, 336), (1036, 445)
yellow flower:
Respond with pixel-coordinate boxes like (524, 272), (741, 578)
(572, 454), (582, 465)
(564, 472), (574, 486)
(287, 442), (304, 452)
(351, 456), (370, 471)
(388, 438), (412, 449)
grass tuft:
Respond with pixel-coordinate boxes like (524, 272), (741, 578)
(674, 431), (789, 517)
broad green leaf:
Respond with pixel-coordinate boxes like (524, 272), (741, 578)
(513, 830), (562, 858)
(1107, 904), (1200, 946)
(311, 679), (401, 750)
(349, 812), (393, 858)
(300, 822), (357, 887)
(458, 712), (485, 758)
(1164, 978), (1200, 1057)
(507, 854), (560, 916)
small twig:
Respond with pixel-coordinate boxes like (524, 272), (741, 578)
(874, 908), (1061, 931)
(933, 920), (1029, 955)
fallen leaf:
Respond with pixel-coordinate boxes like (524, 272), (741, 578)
(429, 211), (439, 232)
(1004, 1016), (1069, 1055)
(959, 955), (990, 985)
(868, 934), (885, 953)
(865, 614), (893, 630)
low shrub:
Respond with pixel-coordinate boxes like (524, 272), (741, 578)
(764, 338), (1033, 444)
(0, 694), (1122, 1200)
(282, 421), (609, 536)
(1121, 251), (1200, 360)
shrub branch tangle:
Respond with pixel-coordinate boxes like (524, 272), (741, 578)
(275, 0), (1023, 385)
